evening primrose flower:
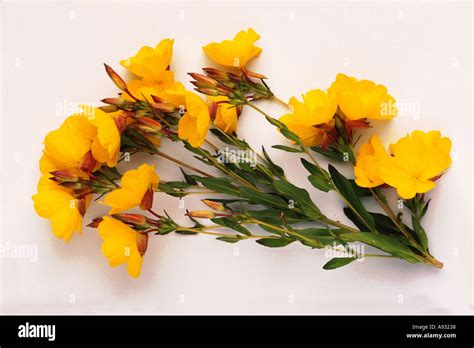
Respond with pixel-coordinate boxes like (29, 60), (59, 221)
(32, 176), (87, 242)
(77, 106), (122, 167)
(279, 89), (337, 147)
(354, 135), (389, 188)
(329, 73), (397, 120)
(378, 130), (452, 199)
(178, 92), (211, 147)
(120, 39), (174, 81)
(102, 164), (159, 214)
(203, 28), (262, 68)
(209, 96), (238, 134)
(98, 216), (148, 278)
(42, 115), (97, 174)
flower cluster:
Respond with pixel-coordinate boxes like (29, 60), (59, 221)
(34, 28), (452, 278)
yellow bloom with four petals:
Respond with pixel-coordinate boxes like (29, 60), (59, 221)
(178, 92), (211, 147)
(42, 115), (96, 174)
(120, 39), (174, 81)
(102, 163), (159, 214)
(32, 176), (87, 242)
(279, 89), (337, 146)
(209, 96), (238, 134)
(329, 73), (397, 120)
(378, 131), (452, 199)
(354, 135), (389, 188)
(203, 28), (262, 68)
(98, 216), (148, 278)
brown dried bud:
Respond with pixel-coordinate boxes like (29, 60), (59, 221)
(104, 63), (128, 91)
(188, 72), (219, 88)
(139, 187), (154, 211)
(136, 233), (149, 256)
(150, 102), (175, 114)
(50, 170), (79, 183)
(87, 217), (103, 228)
(195, 88), (220, 97)
(137, 116), (162, 133)
(79, 151), (97, 173)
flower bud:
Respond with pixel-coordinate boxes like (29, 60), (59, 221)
(137, 116), (162, 134)
(50, 170), (79, 183)
(202, 67), (229, 81)
(136, 233), (149, 256)
(76, 198), (87, 216)
(150, 102), (175, 114)
(101, 98), (131, 109)
(112, 213), (148, 226)
(188, 72), (219, 88)
(139, 187), (154, 211)
(201, 199), (227, 212)
(98, 105), (119, 113)
(195, 88), (221, 97)
(187, 210), (215, 219)
(104, 63), (128, 91)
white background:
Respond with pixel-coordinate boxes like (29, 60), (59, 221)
(0, 0), (472, 314)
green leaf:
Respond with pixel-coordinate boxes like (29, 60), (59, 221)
(311, 147), (344, 162)
(180, 168), (198, 186)
(348, 179), (371, 197)
(307, 174), (333, 192)
(272, 145), (303, 153)
(211, 217), (251, 236)
(411, 216), (428, 250)
(216, 235), (242, 243)
(292, 228), (346, 248)
(247, 209), (308, 226)
(328, 165), (375, 231)
(210, 128), (235, 145)
(323, 257), (358, 270)
(256, 238), (294, 248)
(239, 187), (289, 209)
(280, 128), (303, 145)
(340, 232), (421, 263)
(273, 181), (323, 219)
(195, 177), (240, 196)
(262, 146), (285, 177)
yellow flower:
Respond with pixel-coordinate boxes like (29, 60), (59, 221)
(178, 92), (211, 147)
(102, 164), (159, 214)
(354, 135), (389, 188)
(120, 39), (174, 81)
(329, 73), (397, 120)
(42, 115), (97, 174)
(32, 176), (87, 242)
(98, 216), (148, 278)
(378, 131), (452, 199)
(279, 89), (337, 146)
(209, 96), (238, 134)
(125, 78), (178, 102)
(203, 28), (262, 68)
(78, 106), (121, 167)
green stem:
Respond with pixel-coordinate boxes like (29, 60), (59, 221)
(151, 149), (214, 178)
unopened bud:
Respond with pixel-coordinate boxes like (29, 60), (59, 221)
(187, 210), (215, 219)
(101, 98), (131, 109)
(112, 213), (148, 226)
(139, 187), (154, 211)
(202, 67), (229, 81)
(104, 63), (128, 91)
(50, 170), (79, 183)
(201, 199), (227, 212)
(137, 117), (162, 133)
(150, 102), (175, 114)
(188, 73), (219, 88)
(242, 67), (267, 79)
(98, 105), (119, 113)
(195, 88), (220, 97)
